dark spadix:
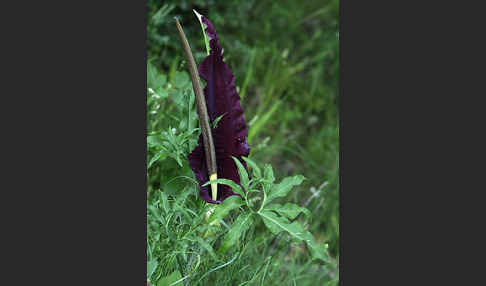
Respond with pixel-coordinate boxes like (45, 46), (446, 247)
(188, 14), (250, 204)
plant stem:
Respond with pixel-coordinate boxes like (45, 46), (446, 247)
(174, 17), (218, 201)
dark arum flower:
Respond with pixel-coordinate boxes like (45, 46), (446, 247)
(188, 15), (250, 204)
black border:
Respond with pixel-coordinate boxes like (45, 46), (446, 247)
(3, 1), (147, 285)
(339, 0), (478, 284)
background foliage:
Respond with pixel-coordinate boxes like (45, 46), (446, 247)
(147, 0), (339, 285)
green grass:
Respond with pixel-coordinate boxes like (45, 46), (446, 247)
(147, 1), (339, 285)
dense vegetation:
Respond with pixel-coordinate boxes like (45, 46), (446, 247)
(147, 1), (339, 285)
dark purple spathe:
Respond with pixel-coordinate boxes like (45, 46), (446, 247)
(188, 16), (250, 204)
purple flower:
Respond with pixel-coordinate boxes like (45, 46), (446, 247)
(188, 16), (250, 204)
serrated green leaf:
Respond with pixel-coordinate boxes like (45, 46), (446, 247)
(206, 196), (243, 223)
(242, 157), (261, 179)
(232, 157), (249, 191)
(259, 210), (328, 262)
(157, 270), (182, 286)
(259, 210), (311, 240)
(264, 175), (305, 207)
(265, 203), (311, 220)
(219, 212), (253, 253)
(202, 178), (245, 198)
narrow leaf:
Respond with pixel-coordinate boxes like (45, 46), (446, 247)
(211, 113), (226, 129)
(264, 203), (311, 220)
(148, 150), (168, 169)
(159, 191), (170, 215)
(242, 156), (262, 179)
(232, 156), (249, 191)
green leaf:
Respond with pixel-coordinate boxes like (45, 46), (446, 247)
(232, 157), (249, 191)
(147, 62), (167, 88)
(169, 152), (183, 167)
(259, 210), (328, 262)
(263, 164), (275, 184)
(219, 212), (253, 253)
(196, 237), (219, 261)
(264, 203), (311, 220)
(161, 163), (194, 197)
(264, 175), (305, 206)
(242, 156), (261, 179)
(175, 186), (193, 205)
(159, 191), (170, 215)
(248, 99), (281, 143)
(173, 202), (194, 221)
(206, 196), (243, 223)
(147, 135), (163, 147)
(307, 239), (330, 263)
(155, 74), (167, 88)
(152, 4), (175, 26)
(259, 210), (309, 239)
(202, 178), (245, 198)
(148, 150), (168, 169)
(157, 270), (182, 286)
(173, 71), (190, 89)
(147, 259), (158, 280)
(211, 113), (226, 129)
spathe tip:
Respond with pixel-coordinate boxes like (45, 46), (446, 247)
(193, 9), (203, 21)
